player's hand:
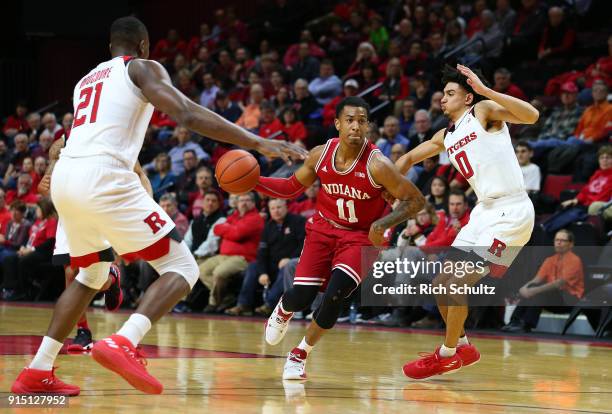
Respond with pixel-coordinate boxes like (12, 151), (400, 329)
(368, 224), (387, 247)
(255, 139), (308, 166)
(258, 274), (270, 286)
(457, 64), (490, 97)
(38, 174), (51, 196)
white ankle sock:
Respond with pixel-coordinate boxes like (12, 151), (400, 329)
(439, 344), (456, 357)
(29, 336), (63, 371)
(458, 335), (469, 346)
(298, 337), (313, 354)
(117, 313), (151, 347)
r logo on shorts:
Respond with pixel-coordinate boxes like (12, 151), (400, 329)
(144, 212), (167, 234)
(488, 238), (507, 257)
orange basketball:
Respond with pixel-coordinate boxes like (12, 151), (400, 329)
(215, 149), (260, 194)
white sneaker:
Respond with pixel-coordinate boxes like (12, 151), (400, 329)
(265, 300), (293, 345)
(283, 347), (308, 380)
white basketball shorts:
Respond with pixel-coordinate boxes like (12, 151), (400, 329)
(452, 191), (535, 270)
(51, 155), (179, 268)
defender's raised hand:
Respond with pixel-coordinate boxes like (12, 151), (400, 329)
(457, 64), (490, 96)
(255, 139), (308, 165)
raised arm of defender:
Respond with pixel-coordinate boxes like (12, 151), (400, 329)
(457, 64), (539, 125)
(129, 59), (307, 164)
(395, 129), (446, 175)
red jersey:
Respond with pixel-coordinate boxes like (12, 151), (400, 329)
(315, 138), (386, 231)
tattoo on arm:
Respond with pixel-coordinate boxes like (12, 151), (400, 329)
(372, 197), (424, 233)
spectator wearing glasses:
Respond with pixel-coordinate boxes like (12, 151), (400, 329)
(502, 229), (584, 333)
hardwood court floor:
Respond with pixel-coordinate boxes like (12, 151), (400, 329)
(0, 303), (610, 413)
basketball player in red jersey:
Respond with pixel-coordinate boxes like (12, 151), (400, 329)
(255, 96), (425, 380)
(12, 16), (306, 396)
(395, 65), (539, 379)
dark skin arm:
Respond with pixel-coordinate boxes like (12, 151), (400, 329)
(368, 153), (426, 246)
(288, 145), (325, 188)
(129, 59), (307, 164)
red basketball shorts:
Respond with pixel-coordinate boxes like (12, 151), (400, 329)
(295, 214), (378, 291)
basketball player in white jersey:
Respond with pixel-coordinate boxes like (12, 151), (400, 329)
(12, 16), (306, 396)
(396, 64), (538, 379)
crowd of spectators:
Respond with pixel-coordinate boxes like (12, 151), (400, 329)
(1, 0), (611, 335)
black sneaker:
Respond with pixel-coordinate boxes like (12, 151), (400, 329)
(104, 264), (123, 311)
(66, 328), (93, 352)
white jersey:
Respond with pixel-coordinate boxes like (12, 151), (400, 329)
(444, 106), (525, 201)
(62, 56), (154, 170)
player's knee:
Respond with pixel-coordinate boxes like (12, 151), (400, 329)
(149, 241), (199, 290)
(75, 262), (111, 290)
(313, 296), (344, 329)
(283, 284), (319, 311)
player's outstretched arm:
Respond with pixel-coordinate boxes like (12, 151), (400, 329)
(129, 59), (307, 164)
(254, 145), (323, 199)
(368, 154), (426, 246)
(395, 129), (445, 175)
(457, 64), (539, 125)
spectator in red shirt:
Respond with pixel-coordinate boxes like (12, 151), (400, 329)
(538, 6), (575, 61)
(493, 67), (527, 101)
(465, 0), (487, 38)
(1, 197), (57, 301)
(32, 157), (47, 193)
(0, 189), (11, 233)
(347, 42), (380, 79)
(159, 193), (189, 237)
(198, 192), (265, 312)
(53, 113), (73, 141)
(562, 145), (612, 220)
(5, 174), (39, 206)
(322, 79), (360, 127)
(258, 103), (284, 139)
(151, 29), (187, 65)
(186, 23), (217, 61)
(188, 167), (215, 218)
(3, 102), (29, 138)
(425, 190), (471, 247)
(281, 108), (307, 143)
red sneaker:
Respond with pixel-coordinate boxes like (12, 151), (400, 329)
(402, 347), (462, 380)
(91, 334), (163, 394)
(104, 264), (123, 311)
(11, 367), (80, 396)
(457, 343), (480, 366)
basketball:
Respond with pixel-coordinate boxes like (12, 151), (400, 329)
(215, 149), (260, 193)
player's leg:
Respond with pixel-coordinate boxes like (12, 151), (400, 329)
(265, 228), (333, 346)
(283, 269), (358, 380)
(62, 266), (93, 352)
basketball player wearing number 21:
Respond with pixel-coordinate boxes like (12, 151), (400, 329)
(395, 64), (539, 379)
(11, 16), (306, 396)
(255, 96), (425, 380)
